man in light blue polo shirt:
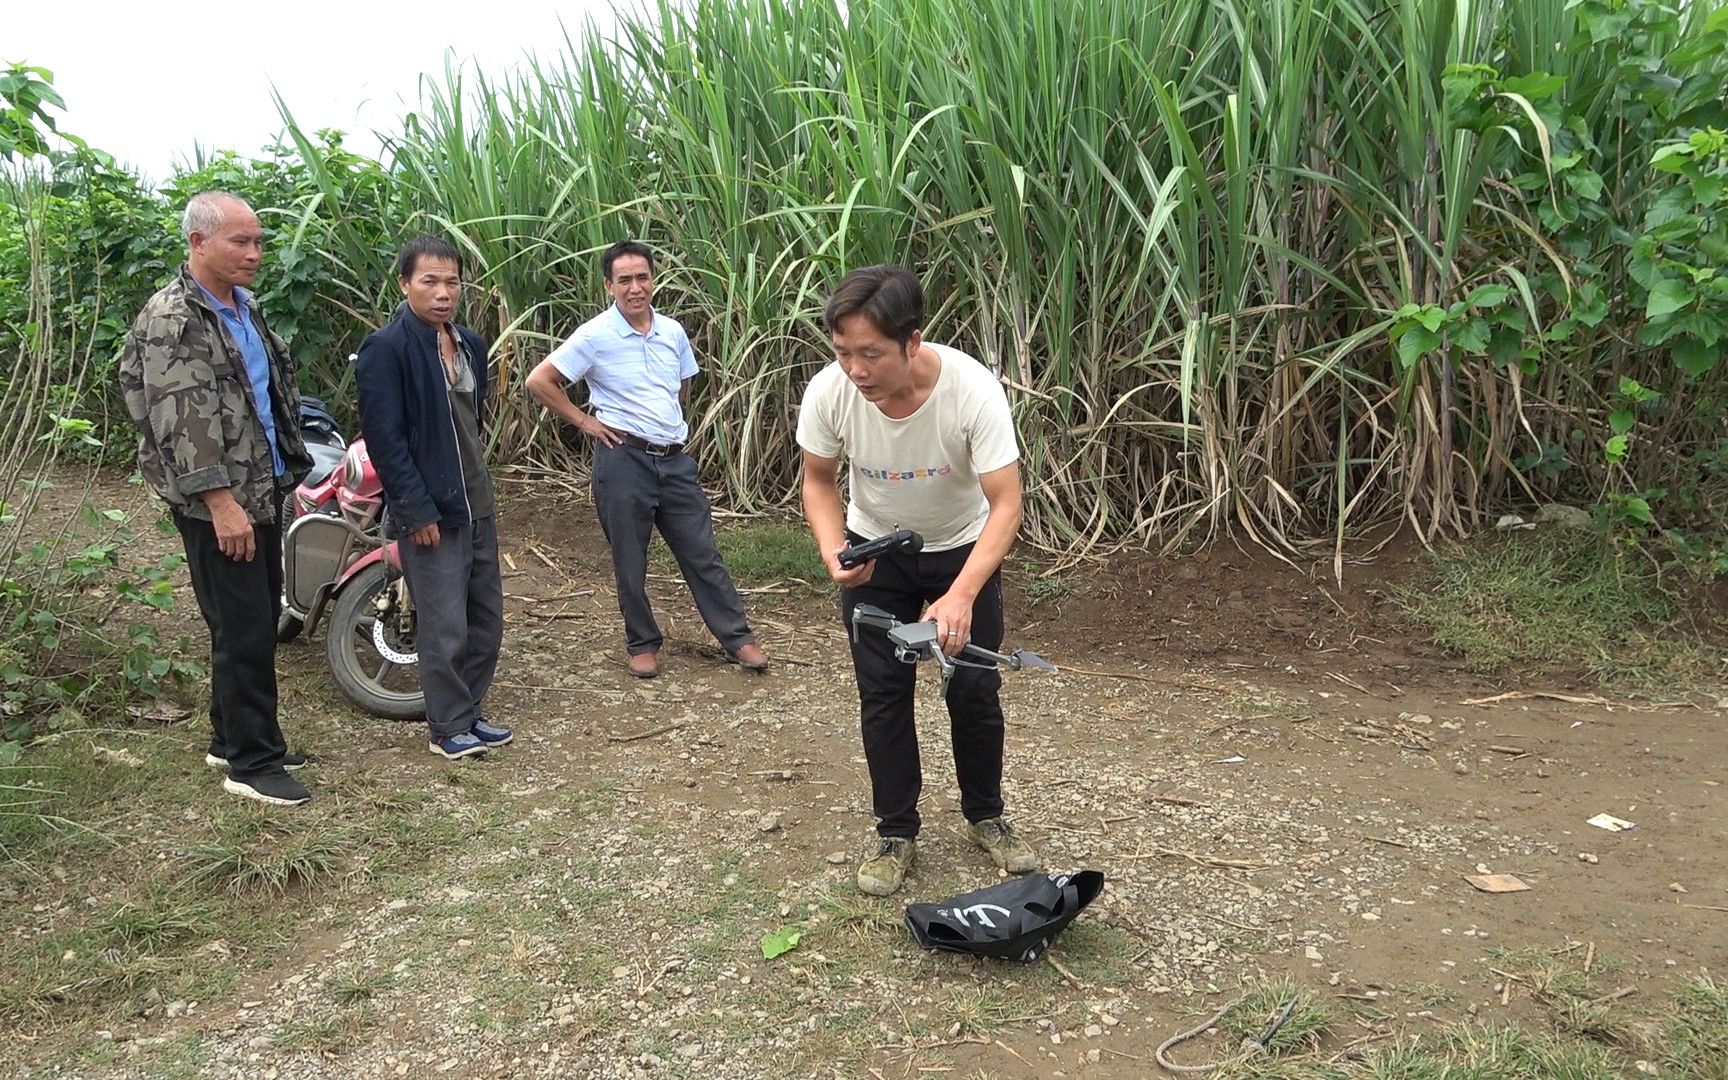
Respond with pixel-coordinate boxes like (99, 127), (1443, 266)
(525, 240), (768, 679)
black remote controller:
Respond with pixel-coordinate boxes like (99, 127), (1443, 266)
(837, 529), (924, 569)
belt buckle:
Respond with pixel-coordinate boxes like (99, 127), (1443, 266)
(644, 441), (671, 457)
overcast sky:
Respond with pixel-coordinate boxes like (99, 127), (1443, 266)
(8, 0), (620, 183)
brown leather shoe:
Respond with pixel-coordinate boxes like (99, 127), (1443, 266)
(729, 642), (769, 671)
(627, 651), (659, 679)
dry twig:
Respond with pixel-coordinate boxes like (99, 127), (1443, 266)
(1046, 953), (1087, 989)
(608, 723), (684, 743)
(1460, 690), (1610, 707)
(1057, 663), (1231, 693)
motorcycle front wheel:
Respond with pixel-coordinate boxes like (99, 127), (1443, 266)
(325, 562), (425, 721)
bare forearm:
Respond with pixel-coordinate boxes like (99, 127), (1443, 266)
(527, 374), (590, 428)
(801, 473), (848, 554)
(198, 487), (241, 511)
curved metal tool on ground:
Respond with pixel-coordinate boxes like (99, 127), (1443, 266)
(850, 602), (1058, 693)
(1154, 993), (1299, 1073)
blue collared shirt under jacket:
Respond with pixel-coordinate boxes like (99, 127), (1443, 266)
(196, 282), (283, 475)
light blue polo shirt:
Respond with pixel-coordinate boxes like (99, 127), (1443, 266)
(545, 305), (699, 444)
(196, 281), (284, 475)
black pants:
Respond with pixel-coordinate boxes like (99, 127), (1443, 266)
(591, 442), (754, 655)
(175, 508), (289, 778)
(840, 537), (1006, 838)
(397, 515), (505, 738)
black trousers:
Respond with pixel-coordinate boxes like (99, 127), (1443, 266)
(175, 508), (289, 778)
(840, 537), (1006, 838)
(591, 442), (754, 655)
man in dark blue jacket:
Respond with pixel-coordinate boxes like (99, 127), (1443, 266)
(355, 236), (511, 759)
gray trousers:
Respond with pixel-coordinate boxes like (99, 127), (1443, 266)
(592, 442), (754, 655)
(398, 515), (505, 737)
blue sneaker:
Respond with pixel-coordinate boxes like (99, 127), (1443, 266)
(428, 732), (488, 759)
(471, 718), (513, 747)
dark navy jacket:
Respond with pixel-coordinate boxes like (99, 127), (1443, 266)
(354, 305), (490, 533)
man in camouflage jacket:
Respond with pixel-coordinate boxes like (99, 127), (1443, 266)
(120, 191), (315, 806)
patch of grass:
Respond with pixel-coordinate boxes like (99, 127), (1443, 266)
(273, 1002), (379, 1053)
(1046, 921), (1142, 987)
(0, 873), (273, 1024)
(650, 520), (824, 586)
(56, 1035), (124, 1076)
(1217, 1021), (1627, 1079)
(1394, 530), (1715, 686)
(93, 887), (215, 950)
(1218, 978), (1333, 1056)
(940, 985), (1018, 1038)
(126, 1031), (213, 1080)
(330, 968), (395, 1005)
(469, 967), (553, 1031)
(1556, 998), (1635, 1047)
(1016, 559), (1072, 607)
(178, 818), (358, 896)
(1483, 941), (1643, 1048)
(820, 889), (903, 943)
(1404, 982), (1460, 1008)
(1434, 1023), (1625, 1078)
(1664, 975), (1728, 1077)
(47, 1029), (214, 1080)
(0, 731), (202, 879)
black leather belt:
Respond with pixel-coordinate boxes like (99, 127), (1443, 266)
(619, 433), (683, 457)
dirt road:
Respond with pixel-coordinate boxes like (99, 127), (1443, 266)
(10, 476), (1725, 1077)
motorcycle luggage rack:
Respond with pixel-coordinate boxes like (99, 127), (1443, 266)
(283, 513), (376, 630)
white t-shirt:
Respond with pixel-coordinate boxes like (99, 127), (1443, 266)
(796, 343), (1019, 552)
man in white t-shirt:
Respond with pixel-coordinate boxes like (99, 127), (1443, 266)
(797, 264), (1037, 896)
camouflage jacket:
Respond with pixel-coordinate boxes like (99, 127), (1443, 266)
(119, 267), (313, 523)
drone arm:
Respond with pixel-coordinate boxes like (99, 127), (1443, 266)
(849, 603), (901, 643)
(956, 642), (1020, 669)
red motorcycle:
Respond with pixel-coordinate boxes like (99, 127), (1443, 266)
(280, 437), (424, 720)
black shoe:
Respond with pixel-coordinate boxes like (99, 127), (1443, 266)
(222, 771), (312, 806)
(207, 751), (307, 771)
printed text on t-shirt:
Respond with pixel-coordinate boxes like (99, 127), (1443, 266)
(858, 463), (956, 481)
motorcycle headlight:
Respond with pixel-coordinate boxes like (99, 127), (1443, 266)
(342, 446), (364, 491)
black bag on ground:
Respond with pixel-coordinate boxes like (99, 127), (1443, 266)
(904, 870), (1105, 962)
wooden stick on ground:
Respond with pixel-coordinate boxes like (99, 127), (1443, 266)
(1150, 846), (1268, 871)
(1585, 986), (1636, 1006)
(1197, 910), (1267, 934)
(1046, 953), (1087, 989)
(992, 1040), (1036, 1070)
(1056, 663), (1232, 693)
(1460, 690), (1610, 707)
(607, 723), (684, 743)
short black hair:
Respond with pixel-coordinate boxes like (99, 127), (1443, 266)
(823, 265), (924, 350)
(602, 239), (656, 281)
(395, 235), (463, 280)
